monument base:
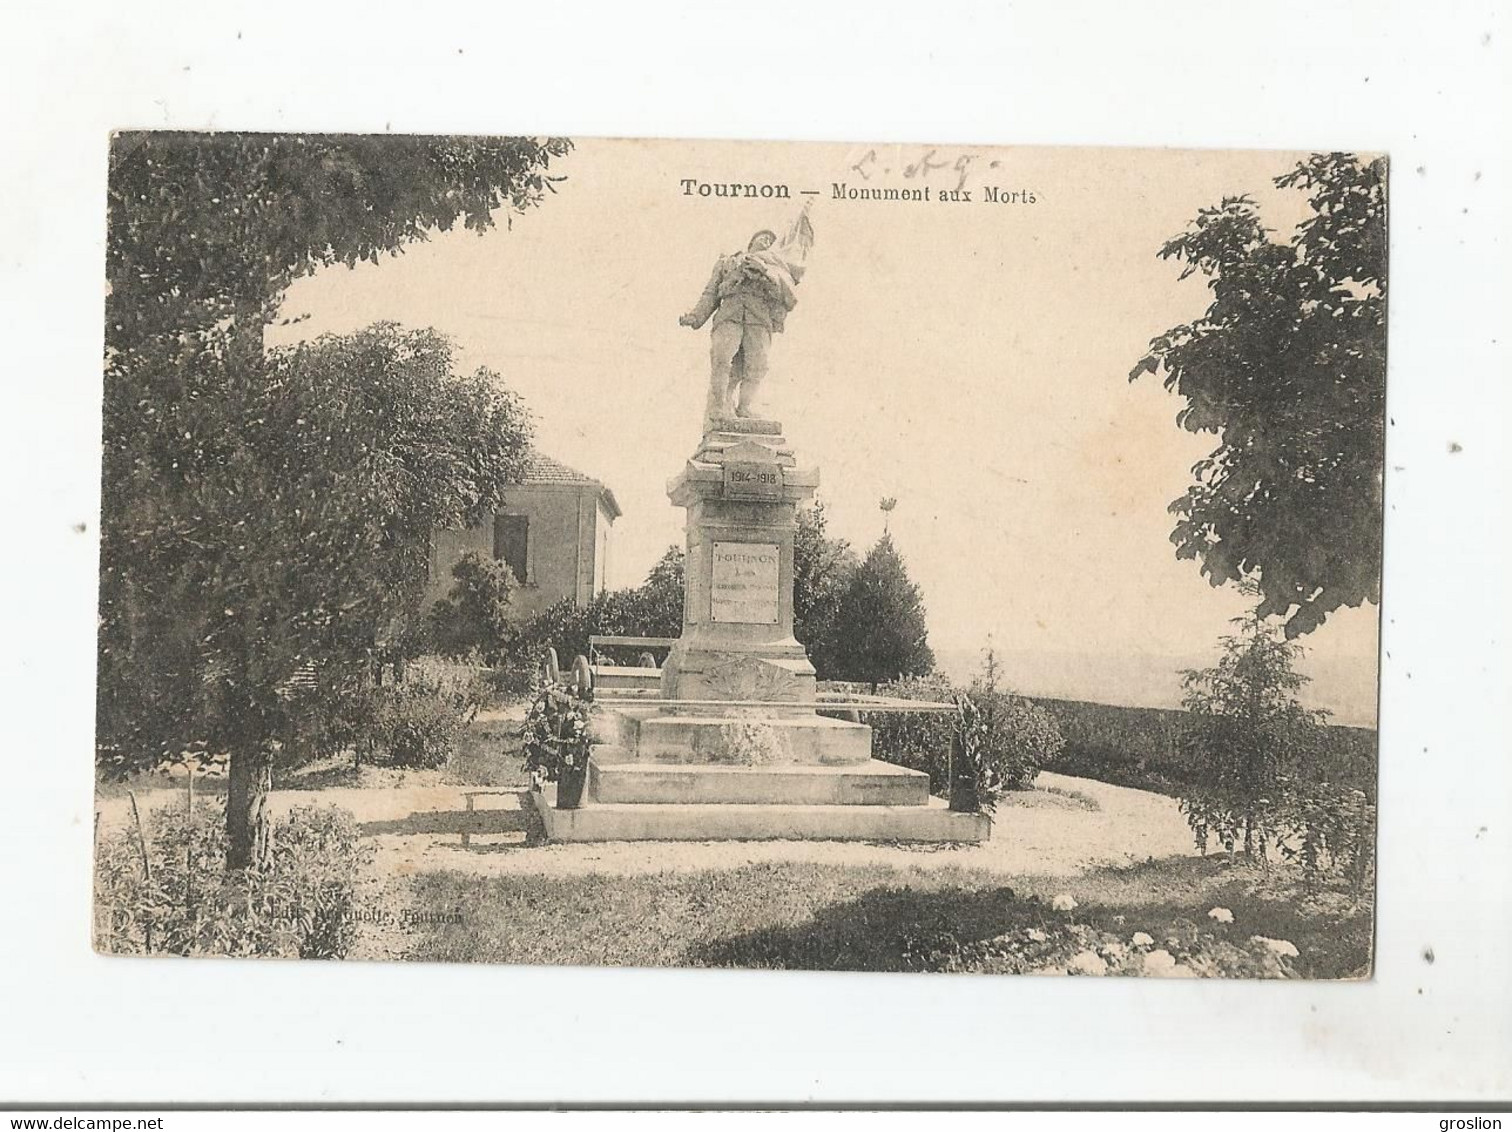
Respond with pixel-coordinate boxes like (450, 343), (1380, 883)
(530, 412), (989, 845)
(532, 705), (990, 844)
(530, 782), (990, 843)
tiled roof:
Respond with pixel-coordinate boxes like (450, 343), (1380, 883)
(517, 449), (600, 486)
(514, 448), (622, 519)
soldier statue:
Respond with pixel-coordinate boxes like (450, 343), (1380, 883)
(679, 205), (814, 425)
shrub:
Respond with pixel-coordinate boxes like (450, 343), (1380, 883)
(429, 552), (517, 665)
(369, 667), (482, 769)
(1036, 698), (1190, 793)
(1179, 599), (1331, 859)
(512, 547), (685, 669)
(867, 675), (957, 795)
(970, 690), (1060, 792)
(867, 675), (1061, 805)
(1036, 696), (1377, 800)
(292, 675), (384, 765)
(1270, 782), (1377, 894)
(481, 660), (536, 703)
(95, 799), (372, 959)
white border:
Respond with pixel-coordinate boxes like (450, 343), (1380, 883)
(2, 0), (1508, 1105)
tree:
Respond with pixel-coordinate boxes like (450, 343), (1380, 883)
(1178, 589), (1330, 858)
(1131, 153), (1387, 638)
(107, 133), (570, 352)
(102, 133), (567, 866)
(621, 546), (686, 640)
(826, 533), (935, 687)
(792, 501), (859, 676)
(99, 324), (533, 865)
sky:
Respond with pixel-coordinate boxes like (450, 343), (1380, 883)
(269, 138), (1381, 723)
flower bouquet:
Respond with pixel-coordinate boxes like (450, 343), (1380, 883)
(522, 676), (595, 809)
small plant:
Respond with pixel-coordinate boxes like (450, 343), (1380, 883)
(349, 661), (486, 770)
(968, 691), (1059, 793)
(1272, 781), (1377, 895)
(373, 680), (471, 770)
(95, 799), (373, 959)
(1179, 596), (1327, 858)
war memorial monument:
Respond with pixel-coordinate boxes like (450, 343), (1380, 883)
(532, 209), (988, 842)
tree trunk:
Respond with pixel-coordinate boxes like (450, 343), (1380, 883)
(227, 741), (274, 870)
(221, 298), (274, 872)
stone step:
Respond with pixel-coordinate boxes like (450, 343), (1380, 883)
(531, 786), (990, 843)
(629, 712), (873, 765)
(588, 758), (928, 806)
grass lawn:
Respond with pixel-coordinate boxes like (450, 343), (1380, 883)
(388, 853), (1372, 978)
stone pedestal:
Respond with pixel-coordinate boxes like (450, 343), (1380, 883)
(661, 418), (819, 710)
(530, 416), (989, 844)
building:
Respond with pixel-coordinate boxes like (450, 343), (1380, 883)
(427, 450), (622, 621)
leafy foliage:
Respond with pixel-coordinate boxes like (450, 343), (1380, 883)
(1036, 697), (1376, 798)
(99, 324), (530, 776)
(625, 546), (687, 642)
(792, 501), (859, 675)
(864, 674), (958, 794)
(1179, 599), (1330, 855)
(865, 656), (1062, 809)
(430, 552), (519, 665)
(102, 132), (567, 865)
(967, 689), (1063, 795)
(370, 668), (484, 769)
(107, 133), (572, 350)
(825, 533), (935, 685)
(1177, 590), (1374, 888)
(95, 799), (372, 959)
(1131, 153), (1387, 637)
(513, 546), (686, 666)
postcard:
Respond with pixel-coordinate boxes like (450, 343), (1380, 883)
(95, 135), (1384, 977)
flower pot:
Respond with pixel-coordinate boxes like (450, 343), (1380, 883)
(556, 766), (588, 810)
(949, 775), (980, 813)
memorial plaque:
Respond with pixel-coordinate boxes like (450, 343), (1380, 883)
(723, 461), (784, 500)
(710, 541), (781, 624)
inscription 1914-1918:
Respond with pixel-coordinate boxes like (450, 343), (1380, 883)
(723, 462), (784, 500)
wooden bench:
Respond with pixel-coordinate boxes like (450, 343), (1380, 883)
(587, 634), (677, 668)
